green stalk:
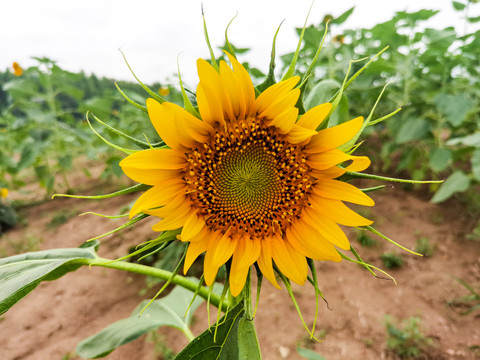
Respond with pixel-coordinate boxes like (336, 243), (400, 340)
(79, 257), (231, 311)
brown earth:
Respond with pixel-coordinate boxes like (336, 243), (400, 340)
(0, 176), (479, 360)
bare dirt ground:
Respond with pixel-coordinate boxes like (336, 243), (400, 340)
(0, 175), (479, 360)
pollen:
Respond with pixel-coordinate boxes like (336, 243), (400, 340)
(185, 117), (315, 238)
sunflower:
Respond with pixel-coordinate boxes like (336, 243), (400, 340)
(12, 62), (23, 77)
(120, 53), (374, 297)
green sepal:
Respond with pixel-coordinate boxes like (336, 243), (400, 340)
(364, 225), (422, 256)
(90, 112), (164, 149)
(328, 46), (389, 104)
(256, 21), (283, 93)
(52, 183), (150, 200)
(114, 82), (148, 113)
(296, 21), (329, 114)
(278, 272), (320, 341)
(138, 244), (187, 316)
(340, 249), (396, 284)
(282, 3), (314, 81)
(341, 82), (391, 151)
(306, 258), (321, 337)
(86, 213), (149, 242)
(119, 49), (167, 104)
(177, 56), (201, 118)
(343, 171), (443, 184)
(86, 112), (138, 154)
(360, 185), (387, 193)
(368, 104), (407, 127)
(202, 5), (219, 71)
(225, 13), (238, 58)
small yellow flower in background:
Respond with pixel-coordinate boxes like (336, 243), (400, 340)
(120, 53), (374, 297)
(159, 87), (170, 97)
(12, 62), (23, 76)
(0, 188), (8, 199)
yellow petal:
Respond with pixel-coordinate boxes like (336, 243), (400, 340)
(286, 124), (318, 144)
(129, 180), (185, 218)
(302, 207), (350, 250)
(121, 168), (181, 186)
(146, 98), (181, 149)
(310, 166), (346, 180)
(233, 236), (261, 270)
(228, 237), (261, 296)
(258, 88), (300, 120)
(180, 210), (206, 242)
(313, 180), (375, 206)
(197, 59), (231, 124)
(296, 103), (332, 130)
(219, 60), (245, 119)
(226, 53), (255, 117)
(184, 232), (209, 274)
(255, 76), (300, 115)
(305, 116), (363, 153)
(286, 221), (341, 262)
(202, 231), (237, 286)
(307, 149), (351, 170)
(343, 155), (371, 172)
(271, 235), (308, 285)
(120, 149), (187, 170)
(196, 83), (225, 127)
(162, 102), (213, 146)
(309, 194), (373, 227)
(149, 195), (192, 231)
(268, 107), (298, 134)
(256, 238), (281, 289)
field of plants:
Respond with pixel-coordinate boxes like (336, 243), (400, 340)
(0, 3), (479, 360)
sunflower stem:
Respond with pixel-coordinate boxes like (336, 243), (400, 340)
(79, 257), (230, 311)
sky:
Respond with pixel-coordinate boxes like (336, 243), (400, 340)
(0, 0), (470, 86)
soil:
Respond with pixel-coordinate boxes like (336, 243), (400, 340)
(0, 175), (479, 360)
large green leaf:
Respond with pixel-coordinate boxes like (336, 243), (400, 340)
(0, 241), (99, 315)
(431, 170), (471, 203)
(395, 117), (430, 144)
(433, 93), (474, 127)
(472, 149), (480, 181)
(174, 301), (261, 360)
(76, 284), (207, 359)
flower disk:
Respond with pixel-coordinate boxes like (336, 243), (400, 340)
(186, 118), (314, 238)
(120, 53), (375, 296)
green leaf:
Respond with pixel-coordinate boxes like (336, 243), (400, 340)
(332, 7), (354, 25)
(304, 79), (342, 110)
(431, 170), (471, 203)
(467, 15), (480, 23)
(446, 132), (480, 147)
(174, 300), (261, 360)
(472, 149), (480, 181)
(297, 347), (327, 360)
(395, 117), (430, 144)
(0, 241), (99, 315)
(429, 148), (452, 172)
(452, 1), (466, 10)
(76, 285), (205, 359)
(433, 93), (474, 127)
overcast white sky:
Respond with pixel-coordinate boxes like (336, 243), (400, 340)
(0, 0), (472, 85)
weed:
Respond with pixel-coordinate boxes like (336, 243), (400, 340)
(466, 221), (480, 242)
(381, 253), (403, 269)
(414, 237), (434, 257)
(47, 209), (78, 229)
(0, 232), (42, 255)
(357, 231), (378, 247)
(146, 331), (175, 360)
(447, 277), (480, 315)
(384, 315), (435, 359)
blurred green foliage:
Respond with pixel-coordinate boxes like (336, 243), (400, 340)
(0, 57), (177, 197)
(281, 2), (480, 203)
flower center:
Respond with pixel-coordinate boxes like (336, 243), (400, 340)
(185, 117), (315, 238)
